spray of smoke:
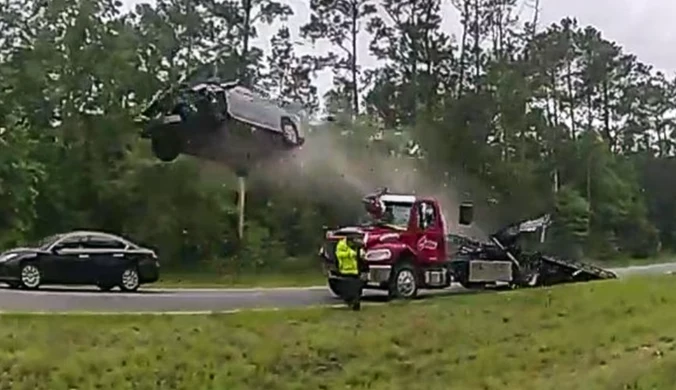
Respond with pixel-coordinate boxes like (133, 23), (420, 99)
(250, 127), (494, 239)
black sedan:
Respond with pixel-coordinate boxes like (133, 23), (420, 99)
(0, 230), (160, 292)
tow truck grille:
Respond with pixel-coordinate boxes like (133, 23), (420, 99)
(368, 266), (392, 284)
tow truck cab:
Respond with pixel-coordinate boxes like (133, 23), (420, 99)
(320, 190), (475, 299)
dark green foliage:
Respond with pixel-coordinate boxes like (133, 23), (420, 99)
(0, 0), (673, 270)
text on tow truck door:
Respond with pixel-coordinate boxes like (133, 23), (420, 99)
(413, 200), (446, 262)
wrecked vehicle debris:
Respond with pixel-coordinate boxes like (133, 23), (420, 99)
(447, 213), (617, 289)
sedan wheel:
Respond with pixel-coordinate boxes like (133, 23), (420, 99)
(119, 267), (140, 292)
(20, 263), (41, 290)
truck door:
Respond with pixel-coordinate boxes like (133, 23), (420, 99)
(415, 201), (446, 262)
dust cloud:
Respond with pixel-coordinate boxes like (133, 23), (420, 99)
(251, 128), (494, 239)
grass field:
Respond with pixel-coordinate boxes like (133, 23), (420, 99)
(2, 275), (676, 389)
(590, 252), (675, 268)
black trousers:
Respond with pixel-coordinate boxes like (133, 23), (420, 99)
(335, 275), (363, 307)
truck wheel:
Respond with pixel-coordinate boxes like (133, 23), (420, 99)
(388, 263), (418, 300)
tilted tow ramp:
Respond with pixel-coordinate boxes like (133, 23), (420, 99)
(538, 255), (618, 283)
(448, 214), (617, 289)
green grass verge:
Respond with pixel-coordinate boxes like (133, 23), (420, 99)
(589, 252), (675, 268)
(3, 275), (676, 389)
(155, 270), (326, 288)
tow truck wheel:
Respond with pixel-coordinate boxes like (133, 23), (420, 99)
(388, 263), (418, 300)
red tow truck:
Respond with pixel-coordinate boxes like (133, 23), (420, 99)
(318, 189), (616, 299)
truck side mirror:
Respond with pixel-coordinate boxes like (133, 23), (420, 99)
(459, 202), (474, 226)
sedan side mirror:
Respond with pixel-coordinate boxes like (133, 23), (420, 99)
(459, 202), (474, 226)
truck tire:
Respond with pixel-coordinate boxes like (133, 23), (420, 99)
(388, 263), (419, 300)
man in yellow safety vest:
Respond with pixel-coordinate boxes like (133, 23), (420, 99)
(334, 236), (366, 311)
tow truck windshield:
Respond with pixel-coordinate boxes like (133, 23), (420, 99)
(362, 202), (413, 229)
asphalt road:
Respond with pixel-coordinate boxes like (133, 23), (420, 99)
(0, 262), (674, 313)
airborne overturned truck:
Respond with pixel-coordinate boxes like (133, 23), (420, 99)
(318, 189), (617, 299)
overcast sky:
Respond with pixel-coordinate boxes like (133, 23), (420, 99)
(122, 0), (676, 100)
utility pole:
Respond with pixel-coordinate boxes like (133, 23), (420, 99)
(585, 131), (603, 233)
(236, 168), (247, 239)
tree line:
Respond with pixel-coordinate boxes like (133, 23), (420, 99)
(0, 0), (674, 272)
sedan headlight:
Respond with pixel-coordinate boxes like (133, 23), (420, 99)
(0, 253), (18, 263)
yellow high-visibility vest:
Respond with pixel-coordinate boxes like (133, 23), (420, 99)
(335, 238), (359, 275)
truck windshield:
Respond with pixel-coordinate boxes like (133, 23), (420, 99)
(386, 203), (412, 226)
(362, 202), (412, 228)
